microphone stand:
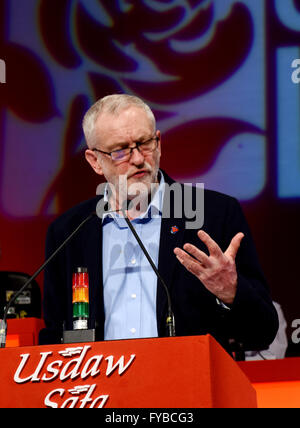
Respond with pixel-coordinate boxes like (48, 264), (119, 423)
(0, 212), (96, 348)
(121, 205), (176, 337)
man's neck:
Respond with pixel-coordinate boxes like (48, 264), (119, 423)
(109, 183), (160, 220)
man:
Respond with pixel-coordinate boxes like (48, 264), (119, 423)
(40, 94), (278, 353)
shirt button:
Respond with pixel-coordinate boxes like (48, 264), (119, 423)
(131, 258), (136, 265)
(131, 293), (137, 299)
(130, 328), (136, 334)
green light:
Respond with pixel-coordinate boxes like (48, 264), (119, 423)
(73, 302), (89, 318)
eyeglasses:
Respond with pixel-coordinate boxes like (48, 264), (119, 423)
(92, 135), (159, 163)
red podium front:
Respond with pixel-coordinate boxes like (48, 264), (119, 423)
(0, 335), (256, 408)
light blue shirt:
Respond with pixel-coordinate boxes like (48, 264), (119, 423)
(102, 172), (165, 340)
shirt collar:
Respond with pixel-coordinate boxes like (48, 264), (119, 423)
(102, 170), (165, 228)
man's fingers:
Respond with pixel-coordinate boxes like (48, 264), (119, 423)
(174, 247), (205, 276)
(225, 232), (244, 259)
(182, 243), (211, 267)
(175, 230), (244, 274)
(197, 230), (223, 258)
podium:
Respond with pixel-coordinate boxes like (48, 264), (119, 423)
(0, 335), (256, 408)
(6, 318), (45, 347)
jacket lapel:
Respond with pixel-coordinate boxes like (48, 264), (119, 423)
(156, 174), (186, 336)
(81, 213), (104, 336)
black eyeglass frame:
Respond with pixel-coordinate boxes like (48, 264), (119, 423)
(92, 135), (159, 162)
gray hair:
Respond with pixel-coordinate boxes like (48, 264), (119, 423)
(82, 94), (156, 146)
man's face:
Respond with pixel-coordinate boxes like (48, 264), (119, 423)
(85, 106), (161, 207)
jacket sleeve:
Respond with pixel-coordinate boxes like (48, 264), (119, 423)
(222, 197), (279, 351)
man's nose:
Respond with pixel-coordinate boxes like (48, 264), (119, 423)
(129, 147), (144, 165)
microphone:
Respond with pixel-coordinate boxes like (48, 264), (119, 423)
(121, 202), (176, 337)
(0, 211), (97, 348)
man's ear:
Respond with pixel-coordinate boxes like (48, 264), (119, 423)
(156, 130), (161, 155)
(85, 149), (103, 175)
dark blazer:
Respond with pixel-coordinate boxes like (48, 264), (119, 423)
(40, 172), (278, 352)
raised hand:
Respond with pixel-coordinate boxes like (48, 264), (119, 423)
(174, 230), (244, 305)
